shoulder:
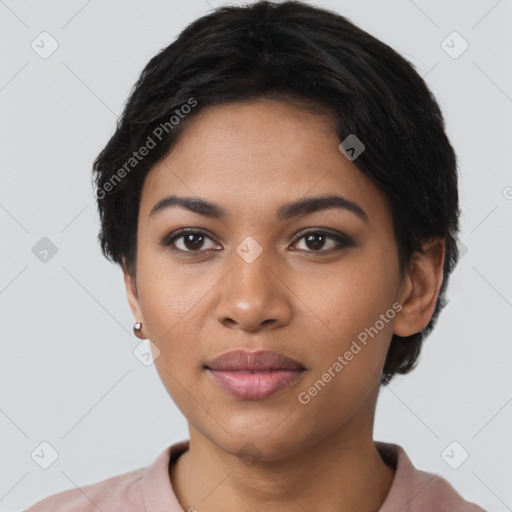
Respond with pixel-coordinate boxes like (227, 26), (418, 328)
(415, 470), (488, 512)
(23, 465), (147, 512)
(376, 441), (487, 512)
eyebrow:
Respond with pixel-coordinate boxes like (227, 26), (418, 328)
(149, 194), (369, 223)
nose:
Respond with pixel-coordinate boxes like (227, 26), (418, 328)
(215, 248), (293, 332)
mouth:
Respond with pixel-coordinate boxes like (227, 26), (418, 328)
(206, 368), (305, 400)
(204, 349), (306, 400)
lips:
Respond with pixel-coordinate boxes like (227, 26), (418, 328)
(204, 350), (306, 400)
(204, 349), (305, 372)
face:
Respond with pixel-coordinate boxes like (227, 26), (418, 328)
(124, 99), (416, 460)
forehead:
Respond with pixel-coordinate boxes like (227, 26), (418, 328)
(139, 100), (391, 227)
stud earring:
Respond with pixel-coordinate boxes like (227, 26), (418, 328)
(133, 321), (145, 339)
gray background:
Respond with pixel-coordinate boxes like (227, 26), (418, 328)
(1, 1), (511, 511)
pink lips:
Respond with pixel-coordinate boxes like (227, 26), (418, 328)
(205, 349), (306, 400)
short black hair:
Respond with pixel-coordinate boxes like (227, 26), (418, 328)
(92, 0), (461, 387)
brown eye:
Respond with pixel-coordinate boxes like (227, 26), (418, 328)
(292, 231), (353, 253)
(179, 232), (208, 251)
(161, 228), (353, 255)
(162, 229), (220, 252)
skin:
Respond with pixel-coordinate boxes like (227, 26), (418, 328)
(123, 99), (445, 512)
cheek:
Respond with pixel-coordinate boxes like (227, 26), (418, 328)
(298, 252), (399, 341)
(295, 254), (399, 394)
(137, 241), (200, 329)
(135, 257), (208, 374)
(296, 308), (393, 430)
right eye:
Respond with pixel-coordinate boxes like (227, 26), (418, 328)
(161, 228), (222, 253)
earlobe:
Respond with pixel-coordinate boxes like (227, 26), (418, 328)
(393, 237), (445, 338)
(123, 267), (143, 322)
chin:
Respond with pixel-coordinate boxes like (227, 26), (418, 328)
(197, 417), (312, 463)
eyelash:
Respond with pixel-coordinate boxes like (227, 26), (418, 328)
(160, 228), (353, 254)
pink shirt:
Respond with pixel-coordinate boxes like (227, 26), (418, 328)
(24, 440), (487, 511)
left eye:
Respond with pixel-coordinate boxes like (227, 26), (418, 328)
(161, 229), (351, 253)
(293, 231), (350, 252)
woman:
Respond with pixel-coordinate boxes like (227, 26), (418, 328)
(25, 1), (486, 510)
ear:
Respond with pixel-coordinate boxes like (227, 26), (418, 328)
(122, 260), (144, 324)
(393, 237), (446, 337)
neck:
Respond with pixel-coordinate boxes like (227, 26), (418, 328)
(170, 393), (395, 511)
